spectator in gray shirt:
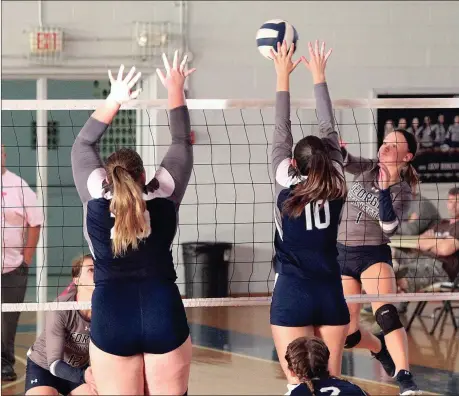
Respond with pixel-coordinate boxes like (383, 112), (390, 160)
(407, 117), (420, 135)
(432, 114), (447, 146)
(446, 115), (459, 148)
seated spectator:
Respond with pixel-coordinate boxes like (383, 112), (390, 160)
(395, 187), (459, 297)
(446, 115), (459, 148)
(395, 193), (440, 236)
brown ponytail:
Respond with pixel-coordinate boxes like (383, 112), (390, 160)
(282, 137), (346, 218)
(105, 148), (149, 257)
(396, 128), (420, 195)
(402, 163), (419, 195)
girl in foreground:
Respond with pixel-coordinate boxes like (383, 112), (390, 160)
(285, 336), (368, 396)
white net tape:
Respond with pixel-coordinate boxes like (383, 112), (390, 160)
(2, 98), (458, 312)
(2, 292), (459, 312)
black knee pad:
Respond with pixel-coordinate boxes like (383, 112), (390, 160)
(375, 304), (403, 335)
(344, 330), (361, 349)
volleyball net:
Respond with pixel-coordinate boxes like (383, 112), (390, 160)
(2, 97), (459, 316)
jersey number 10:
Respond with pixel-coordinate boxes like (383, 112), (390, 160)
(305, 201), (330, 230)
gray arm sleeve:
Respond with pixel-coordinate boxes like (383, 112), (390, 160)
(46, 310), (87, 384)
(45, 310), (67, 368)
(341, 147), (377, 176)
(379, 187), (412, 238)
(52, 361), (85, 384)
(71, 117), (108, 203)
(159, 106), (193, 206)
(271, 91), (293, 187)
(314, 82), (343, 169)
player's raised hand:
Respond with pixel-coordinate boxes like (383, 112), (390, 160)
(270, 40), (301, 77)
(107, 65), (142, 105)
(156, 50), (196, 91)
(378, 163), (391, 190)
(301, 40), (332, 84)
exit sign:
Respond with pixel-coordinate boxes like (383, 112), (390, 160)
(29, 28), (63, 55)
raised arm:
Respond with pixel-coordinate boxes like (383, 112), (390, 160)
(270, 41), (301, 188)
(46, 311), (87, 384)
(71, 65), (142, 203)
(302, 41), (343, 170)
(340, 147), (377, 176)
(152, 51), (196, 206)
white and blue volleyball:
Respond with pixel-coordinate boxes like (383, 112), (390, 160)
(256, 19), (299, 60)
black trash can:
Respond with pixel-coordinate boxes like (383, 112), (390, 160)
(182, 242), (232, 298)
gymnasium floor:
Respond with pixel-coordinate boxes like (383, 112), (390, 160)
(2, 294), (458, 395)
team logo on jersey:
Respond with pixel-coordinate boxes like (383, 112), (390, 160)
(65, 331), (90, 354)
(348, 182), (380, 220)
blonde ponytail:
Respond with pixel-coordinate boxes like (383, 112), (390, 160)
(109, 165), (149, 256)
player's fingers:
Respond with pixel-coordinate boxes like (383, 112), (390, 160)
(172, 49), (179, 70)
(108, 70), (115, 85)
(162, 53), (171, 74)
(292, 58), (301, 71)
(130, 88), (142, 99)
(184, 68), (196, 78)
(179, 54), (188, 74)
(287, 42), (295, 59)
(128, 71), (142, 89)
(117, 65), (125, 81)
(324, 48), (333, 63)
(281, 40), (288, 57)
(124, 66), (136, 83)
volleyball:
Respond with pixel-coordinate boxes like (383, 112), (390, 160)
(256, 19), (299, 59)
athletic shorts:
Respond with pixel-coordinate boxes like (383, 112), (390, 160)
(25, 358), (80, 395)
(270, 274), (350, 327)
(91, 278), (189, 356)
(337, 243), (393, 282)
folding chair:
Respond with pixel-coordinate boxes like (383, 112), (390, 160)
(406, 274), (459, 334)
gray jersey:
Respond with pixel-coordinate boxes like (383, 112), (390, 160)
(337, 152), (412, 246)
(446, 124), (459, 143)
(416, 125), (434, 148)
(431, 123), (447, 145)
(27, 285), (90, 371)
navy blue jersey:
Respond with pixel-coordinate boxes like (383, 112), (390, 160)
(272, 84), (344, 280)
(275, 190), (344, 279)
(71, 106), (192, 284)
(289, 378), (368, 396)
(86, 197), (178, 283)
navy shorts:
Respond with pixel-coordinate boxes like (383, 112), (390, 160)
(91, 278), (190, 356)
(337, 243), (393, 282)
(25, 358), (80, 395)
(270, 274), (350, 327)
